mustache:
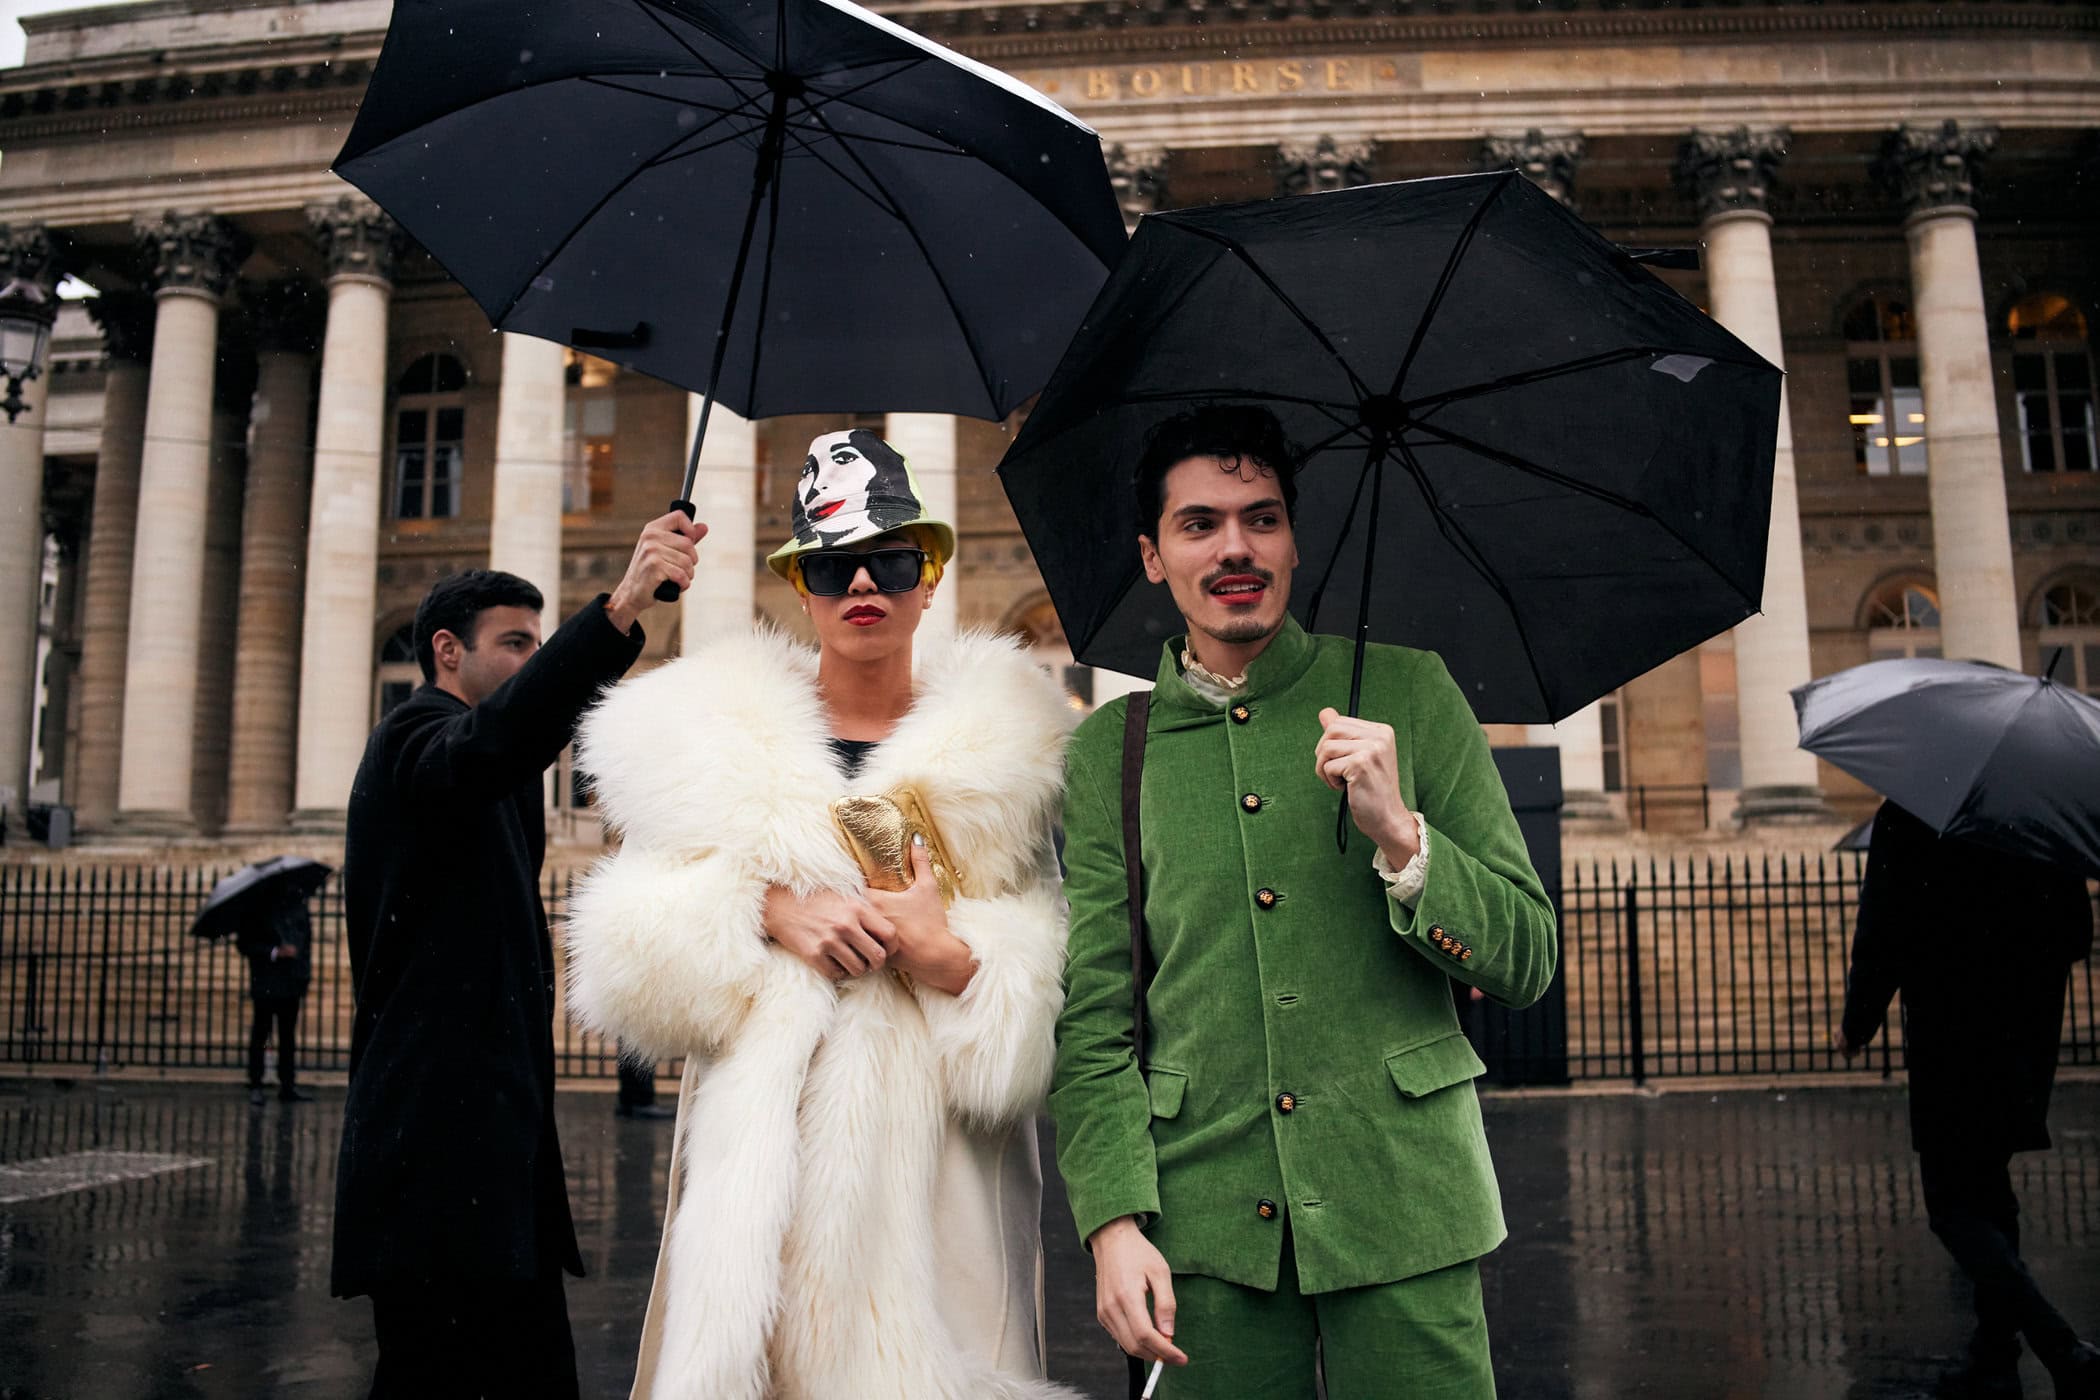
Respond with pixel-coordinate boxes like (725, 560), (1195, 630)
(1202, 564), (1275, 591)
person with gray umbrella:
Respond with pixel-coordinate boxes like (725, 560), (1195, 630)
(1839, 800), (2097, 1399)
(240, 883), (315, 1106)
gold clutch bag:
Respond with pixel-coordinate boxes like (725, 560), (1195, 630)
(829, 785), (967, 905)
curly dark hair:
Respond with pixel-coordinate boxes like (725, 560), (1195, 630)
(1132, 405), (1300, 534)
(412, 569), (543, 683)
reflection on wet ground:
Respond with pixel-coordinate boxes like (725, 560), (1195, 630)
(0, 1078), (2092, 1399)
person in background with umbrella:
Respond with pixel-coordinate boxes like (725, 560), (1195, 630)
(332, 511), (700, 1400)
(241, 882), (315, 1107)
(1839, 800), (2099, 1400)
(1051, 406), (1556, 1399)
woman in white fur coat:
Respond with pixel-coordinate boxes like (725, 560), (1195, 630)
(563, 430), (1084, 1400)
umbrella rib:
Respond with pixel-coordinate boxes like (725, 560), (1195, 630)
(576, 77), (758, 117)
(1164, 220), (1374, 402)
(742, 101), (792, 408)
(803, 56), (934, 111)
(771, 114), (905, 217)
(496, 115), (763, 325)
(800, 98), (1002, 414)
(1388, 169), (1514, 398)
(1391, 437), (1559, 715)
(631, 0), (764, 98)
(1112, 386), (1361, 414)
(639, 110), (779, 171)
(1301, 436), (1378, 635)
(1410, 418), (1763, 613)
(1407, 344), (1778, 422)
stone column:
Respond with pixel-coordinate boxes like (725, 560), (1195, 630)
(1543, 701), (1616, 823)
(488, 333), (569, 633)
(223, 280), (322, 833)
(190, 367), (253, 835)
(292, 196), (404, 830)
(883, 413), (958, 636)
(0, 225), (63, 832)
(114, 213), (248, 836)
(72, 293), (153, 832)
(680, 394), (758, 649)
(1879, 122), (2020, 670)
(1277, 135), (1376, 196)
(1104, 143), (1170, 231)
(1481, 129), (1587, 210)
(1678, 129), (1829, 824)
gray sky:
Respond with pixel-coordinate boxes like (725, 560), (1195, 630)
(3, 0), (146, 71)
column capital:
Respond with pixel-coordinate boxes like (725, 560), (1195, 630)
(0, 222), (69, 293)
(1276, 135), (1375, 196)
(1877, 119), (1998, 218)
(1104, 142), (1170, 228)
(1480, 129), (1586, 209)
(86, 289), (157, 365)
(133, 212), (249, 302)
(1676, 127), (1791, 222)
(244, 277), (326, 355)
(306, 195), (407, 285)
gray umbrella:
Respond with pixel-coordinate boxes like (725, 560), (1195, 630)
(188, 856), (333, 942)
(1792, 657), (2100, 879)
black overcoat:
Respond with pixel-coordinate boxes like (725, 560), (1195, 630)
(240, 900), (312, 1003)
(330, 598), (643, 1297)
(1841, 800), (2095, 1156)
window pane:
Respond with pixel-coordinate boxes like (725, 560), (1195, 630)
(2054, 352), (2091, 392)
(1890, 356), (1920, 389)
(2012, 354), (2050, 391)
(379, 680), (416, 719)
(431, 355), (467, 393)
(430, 477), (453, 518)
(395, 445), (426, 519)
(435, 406), (464, 445)
(1905, 587), (1940, 628)
(582, 396), (616, 436)
(2060, 397), (2095, 473)
(397, 408), (427, 443)
(1892, 387), (1927, 474)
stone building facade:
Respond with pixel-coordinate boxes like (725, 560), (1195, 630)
(1, 0), (2095, 844)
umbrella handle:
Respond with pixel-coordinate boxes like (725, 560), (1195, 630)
(653, 500), (698, 602)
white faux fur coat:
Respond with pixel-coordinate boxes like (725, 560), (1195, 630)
(563, 628), (1084, 1400)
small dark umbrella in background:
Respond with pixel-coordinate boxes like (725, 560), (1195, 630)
(1794, 656), (2100, 880)
(189, 856), (333, 946)
(335, 0), (1127, 596)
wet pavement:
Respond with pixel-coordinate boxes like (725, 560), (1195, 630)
(0, 1077), (2093, 1399)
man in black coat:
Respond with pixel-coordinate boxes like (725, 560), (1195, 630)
(333, 511), (703, 1399)
(1840, 799), (2098, 1400)
(240, 887), (314, 1105)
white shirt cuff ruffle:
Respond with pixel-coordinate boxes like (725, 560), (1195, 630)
(1372, 813), (1430, 908)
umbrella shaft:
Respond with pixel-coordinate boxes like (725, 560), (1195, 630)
(678, 87), (792, 504)
(1337, 440), (1387, 851)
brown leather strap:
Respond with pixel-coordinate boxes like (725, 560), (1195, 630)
(1121, 691), (1151, 1071)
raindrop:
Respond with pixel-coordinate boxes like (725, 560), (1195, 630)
(519, 48), (534, 63)
(677, 108), (700, 129)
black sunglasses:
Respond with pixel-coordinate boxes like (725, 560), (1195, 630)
(798, 547), (927, 597)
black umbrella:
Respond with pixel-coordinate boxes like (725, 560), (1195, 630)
(998, 170), (1782, 727)
(189, 857), (333, 944)
(337, 0), (1126, 593)
(1793, 657), (2100, 879)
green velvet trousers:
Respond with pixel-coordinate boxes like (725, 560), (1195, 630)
(1156, 1225), (1495, 1399)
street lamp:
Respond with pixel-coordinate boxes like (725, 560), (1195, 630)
(0, 274), (58, 424)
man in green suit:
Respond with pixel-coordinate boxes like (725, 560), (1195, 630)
(1051, 405), (1557, 1398)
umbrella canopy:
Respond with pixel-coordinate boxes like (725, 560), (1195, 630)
(997, 170), (1782, 723)
(189, 856), (333, 942)
(1793, 658), (2100, 880)
(335, 0), (1125, 435)
(1834, 814), (1876, 853)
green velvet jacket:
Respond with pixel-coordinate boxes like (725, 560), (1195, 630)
(1050, 618), (1557, 1294)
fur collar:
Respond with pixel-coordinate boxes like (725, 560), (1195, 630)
(577, 627), (1076, 897)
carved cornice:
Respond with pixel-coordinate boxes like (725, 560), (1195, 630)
(1104, 141), (1170, 226)
(1480, 129), (1584, 208)
(133, 211), (248, 300)
(306, 195), (406, 285)
(1675, 127), (1791, 221)
(86, 290), (157, 365)
(1277, 134), (1375, 194)
(1877, 119), (1999, 215)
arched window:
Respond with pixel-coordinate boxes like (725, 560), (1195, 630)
(393, 352), (468, 519)
(2008, 293), (2096, 474)
(563, 351), (618, 516)
(2037, 577), (2100, 696)
(375, 623), (420, 720)
(1844, 293), (1925, 477)
(1863, 578), (1941, 661)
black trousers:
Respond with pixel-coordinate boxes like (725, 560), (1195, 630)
(1918, 1149), (2078, 1368)
(368, 1271), (580, 1400)
(246, 996), (301, 1090)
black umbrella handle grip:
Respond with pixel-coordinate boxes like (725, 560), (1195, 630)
(653, 499), (698, 602)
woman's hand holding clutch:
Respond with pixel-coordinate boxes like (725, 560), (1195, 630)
(866, 841), (979, 996)
(761, 886), (897, 982)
